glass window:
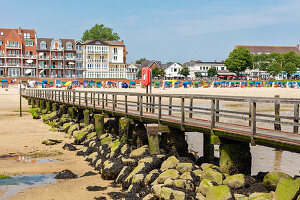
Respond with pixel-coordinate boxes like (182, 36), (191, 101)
(40, 41), (46, 49)
(114, 56), (117, 61)
(114, 48), (118, 54)
(66, 42), (72, 50)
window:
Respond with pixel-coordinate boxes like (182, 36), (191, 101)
(12, 34), (15, 36)
(40, 41), (46, 49)
(24, 33), (30, 39)
(0, 32), (3, 36)
(114, 56), (117, 61)
(114, 48), (118, 54)
(66, 42), (72, 50)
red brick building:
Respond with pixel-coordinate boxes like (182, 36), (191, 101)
(37, 38), (76, 77)
(0, 27), (37, 77)
(235, 44), (300, 55)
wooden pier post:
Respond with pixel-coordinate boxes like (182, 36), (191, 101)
(274, 95), (281, 131)
(46, 101), (51, 112)
(31, 99), (35, 108)
(40, 100), (45, 110)
(168, 127), (188, 157)
(94, 114), (104, 137)
(84, 109), (90, 127)
(52, 103), (58, 112)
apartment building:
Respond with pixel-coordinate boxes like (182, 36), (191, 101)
(235, 44), (300, 55)
(78, 39), (127, 79)
(75, 41), (83, 77)
(36, 38), (76, 78)
(0, 27), (37, 77)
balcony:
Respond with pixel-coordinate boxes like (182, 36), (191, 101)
(39, 65), (48, 69)
(6, 54), (21, 58)
(52, 56), (64, 60)
(65, 56), (75, 60)
(0, 54), (5, 57)
(7, 63), (21, 67)
(23, 64), (36, 68)
(5, 44), (22, 49)
(23, 55), (37, 59)
(39, 56), (50, 60)
(87, 59), (108, 63)
(65, 65), (76, 69)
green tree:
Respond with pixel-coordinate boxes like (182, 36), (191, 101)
(207, 67), (217, 77)
(135, 58), (147, 64)
(224, 47), (253, 77)
(137, 69), (142, 77)
(178, 67), (190, 78)
(282, 51), (300, 68)
(151, 67), (165, 78)
(283, 62), (297, 78)
(267, 62), (282, 77)
(195, 72), (202, 79)
(81, 24), (120, 41)
(253, 53), (270, 71)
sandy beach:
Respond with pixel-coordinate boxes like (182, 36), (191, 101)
(0, 85), (300, 199)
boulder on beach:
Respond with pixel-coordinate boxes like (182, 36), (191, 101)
(223, 174), (245, 189)
(201, 167), (224, 185)
(62, 143), (77, 151)
(160, 156), (179, 171)
(157, 169), (180, 184)
(274, 178), (300, 200)
(129, 145), (149, 158)
(262, 171), (293, 191)
(206, 185), (232, 200)
(197, 179), (214, 196)
(55, 169), (77, 179)
(101, 159), (123, 180)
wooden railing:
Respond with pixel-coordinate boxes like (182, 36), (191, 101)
(22, 88), (300, 148)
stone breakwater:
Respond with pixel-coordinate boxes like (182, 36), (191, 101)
(28, 105), (300, 200)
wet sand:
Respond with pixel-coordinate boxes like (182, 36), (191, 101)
(0, 87), (121, 200)
(0, 85), (299, 199)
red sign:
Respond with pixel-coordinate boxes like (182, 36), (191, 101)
(141, 67), (151, 86)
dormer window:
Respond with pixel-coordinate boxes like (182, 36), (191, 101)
(40, 41), (46, 49)
(66, 42), (72, 50)
(96, 41), (100, 44)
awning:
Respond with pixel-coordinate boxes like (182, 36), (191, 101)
(26, 60), (33, 64)
(68, 62), (75, 65)
(25, 69), (32, 75)
(39, 53), (44, 56)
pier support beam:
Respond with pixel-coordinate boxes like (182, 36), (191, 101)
(59, 105), (67, 115)
(36, 100), (40, 108)
(31, 99), (35, 108)
(94, 114), (104, 137)
(219, 138), (252, 175)
(40, 100), (45, 110)
(203, 133), (214, 163)
(146, 125), (170, 155)
(119, 117), (133, 143)
(28, 98), (31, 105)
(52, 103), (58, 112)
(134, 123), (147, 148)
(83, 109), (90, 127)
(168, 127), (188, 157)
(46, 101), (51, 112)
(68, 107), (76, 121)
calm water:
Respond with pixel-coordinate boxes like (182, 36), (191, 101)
(186, 132), (300, 176)
(0, 174), (57, 200)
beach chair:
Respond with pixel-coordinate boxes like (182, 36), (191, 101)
(1, 80), (8, 88)
(55, 80), (62, 88)
(48, 81), (54, 87)
(96, 81), (102, 88)
(130, 81), (136, 88)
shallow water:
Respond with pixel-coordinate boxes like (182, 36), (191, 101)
(186, 132), (300, 176)
(0, 174), (57, 200)
(0, 155), (58, 164)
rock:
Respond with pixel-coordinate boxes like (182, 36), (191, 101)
(193, 169), (203, 178)
(62, 143), (77, 151)
(164, 178), (174, 186)
(196, 192), (206, 200)
(55, 169), (77, 179)
(74, 131), (89, 144)
(86, 186), (107, 191)
(101, 159), (123, 180)
(145, 169), (160, 185)
(32, 112), (41, 119)
(274, 178), (300, 200)
(87, 132), (96, 140)
(201, 167), (224, 184)
(122, 158), (137, 167)
(120, 144), (131, 155)
(62, 122), (74, 132)
(123, 163), (151, 189)
(161, 156), (180, 171)
(143, 194), (154, 200)
(129, 145), (150, 158)
(198, 179), (214, 196)
(95, 158), (105, 171)
(151, 184), (163, 197)
(201, 163), (220, 171)
(81, 171), (97, 177)
(72, 130), (81, 137)
(179, 171), (194, 180)
(138, 156), (161, 169)
(235, 182), (269, 196)
(206, 185), (232, 200)
(42, 140), (57, 145)
(116, 166), (132, 184)
(67, 124), (80, 136)
(49, 127), (59, 132)
(101, 137), (112, 145)
(223, 174), (245, 189)
(86, 152), (98, 163)
(248, 192), (272, 200)
(132, 173), (145, 185)
(176, 162), (193, 173)
(173, 179), (194, 192)
(160, 187), (185, 200)
(110, 139), (123, 158)
(262, 172), (293, 191)
(42, 111), (58, 122)
(234, 193), (248, 200)
(157, 169), (180, 184)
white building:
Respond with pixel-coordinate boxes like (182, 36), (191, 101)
(77, 39), (127, 79)
(185, 60), (226, 80)
(127, 63), (139, 79)
(164, 62), (184, 79)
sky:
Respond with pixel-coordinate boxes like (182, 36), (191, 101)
(1, 0), (300, 64)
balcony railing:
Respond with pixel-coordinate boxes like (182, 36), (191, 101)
(23, 64), (36, 68)
(5, 44), (22, 49)
(87, 50), (108, 54)
(65, 56), (75, 60)
(87, 59), (108, 63)
(7, 63), (21, 66)
(52, 56), (64, 60)
(23, 55), (37, 59)
(39, 65), (48, 69)
(6, 54), (21, 58)
(39, 56), (50, 60)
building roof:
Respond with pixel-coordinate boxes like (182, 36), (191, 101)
(36, 38), (75, 51)
(184, 60), (225, 66)
(81, 39), (125, 46)
(0, 27), (36, 41)
(141, 60), (162, 68)
(235, 45), (300, 54)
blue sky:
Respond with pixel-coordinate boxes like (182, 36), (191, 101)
(1, 0), (300, 64)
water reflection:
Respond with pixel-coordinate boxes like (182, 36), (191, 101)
(0, 156), (57, 164)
